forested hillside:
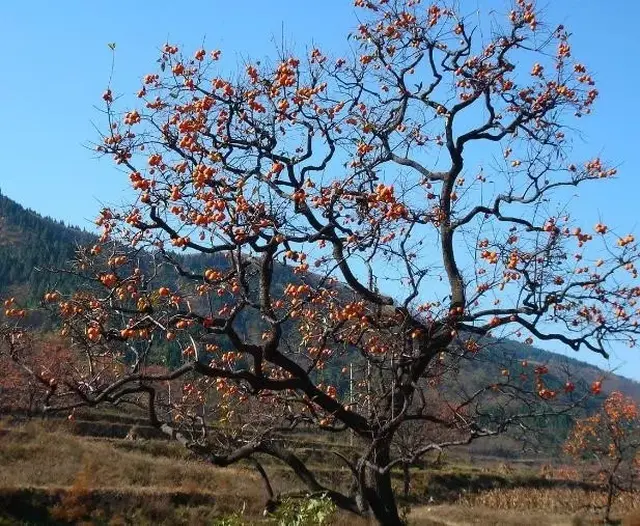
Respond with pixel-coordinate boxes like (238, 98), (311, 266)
(1, 191), (638, 404)
(0, 191), (94, 300)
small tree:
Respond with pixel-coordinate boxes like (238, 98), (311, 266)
(0, 315), (75, 416)
(3, 1), (639, 524)
(565, 392), (640, 523)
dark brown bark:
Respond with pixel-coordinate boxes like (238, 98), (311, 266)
(362, 441), (403, 526)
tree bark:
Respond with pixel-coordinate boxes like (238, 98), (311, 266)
(363, 442), (403, 526)
(403, 462), (411, 500)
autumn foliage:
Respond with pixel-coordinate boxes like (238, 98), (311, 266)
(565, 391), (640, 522)
(0, 328), (76, 415)
(2, 1), (639, 524)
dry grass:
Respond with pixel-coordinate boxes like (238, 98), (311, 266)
(0, 419), (276, 523)
(0, 418), (376, 524)
(461, 486), (640, 514)
(411, 503), (640, 526)
(454, 487), (640, 525)
(410, 504), (578, 525)
(0, 421), (257, 493)
(2, 418), (638, 525)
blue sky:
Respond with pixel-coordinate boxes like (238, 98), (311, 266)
(1, 1), (639, 380)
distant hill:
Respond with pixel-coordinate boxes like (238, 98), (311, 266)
(1, 192), (638, 406)
(487, 338), (640, 401)
(0, 191), (95, 300)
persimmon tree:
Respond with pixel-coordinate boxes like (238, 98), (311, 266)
(2, 1), (639, 523)
(565, 392), (640, 523)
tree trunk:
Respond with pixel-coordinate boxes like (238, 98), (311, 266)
(403, 462), (411, 499)
(605, 474), (615, 525)
(362, 443), (403, 526)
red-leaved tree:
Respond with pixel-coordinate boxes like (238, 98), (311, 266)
(565, 391), (640, 523)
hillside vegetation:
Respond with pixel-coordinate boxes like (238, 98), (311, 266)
(0, 192), (94, 300)
(0, 415), (638, 525)
(1, 192), (638, 439)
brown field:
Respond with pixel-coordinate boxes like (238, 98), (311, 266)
(0, 415), (637, 525)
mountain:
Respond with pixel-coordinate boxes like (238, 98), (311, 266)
(0, 191), (95, 301)
(483, 337), (640, 400)
(1, 192), (638, 404)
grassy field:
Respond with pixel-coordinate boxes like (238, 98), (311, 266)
(0, 414), (638, 525)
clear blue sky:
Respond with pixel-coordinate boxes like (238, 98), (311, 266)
(1, 1), (639, 380)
